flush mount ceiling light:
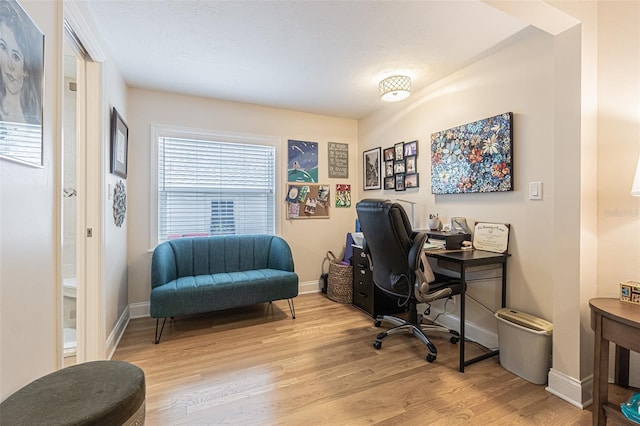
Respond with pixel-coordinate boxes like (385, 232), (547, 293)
(379, 75), (411, 102)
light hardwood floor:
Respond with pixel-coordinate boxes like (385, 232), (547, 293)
(113, 293), (594, 425)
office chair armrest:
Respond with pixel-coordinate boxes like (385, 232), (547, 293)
(408, 232), (427, 271)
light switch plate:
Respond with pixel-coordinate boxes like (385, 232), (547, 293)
(529, 181), (542, 200)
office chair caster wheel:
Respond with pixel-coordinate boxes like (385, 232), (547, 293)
(373, 340), (382, 350)
(426, 354), (436, 363)
(374, 320), (382, 327)
(450, 336), (459, 344)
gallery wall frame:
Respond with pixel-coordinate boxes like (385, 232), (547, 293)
(288, 139), (318, 182)
(0, 0), (45, 168)
(431, 112), (513, 194)
(363, 147), (381, 190)
(110, 107), (128, 178)
(285, 183), (330, 219)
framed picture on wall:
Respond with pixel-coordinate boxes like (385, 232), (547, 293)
(395, 173), (406, 191)
(394, 142), (404, 161)
(405, 155), (416, 174)
(110, 107), (129, 178)
(385, 160), (394, 177)
(383, 147), (395, 161)
(405, 173), (419, 189)
(384, 176), (395, 190)
(0, 0), (45, 168)
(404, 140), (418, 157)
(363, 147), (381, 190)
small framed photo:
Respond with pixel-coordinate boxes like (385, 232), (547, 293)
(383, 147), (395, 161)
(394, 142), (404, 161)
(405, 173), (419, 189)
(385, 160), (394, 177)
(110, 107), (129, 178)
(405, 155), (416, 174)
(404, 140), (418, 157)
(395, 173), (406, 191)
(384, 176), (395, 190)
(363, 147), (382, 190)
(394, 160), (405, 174)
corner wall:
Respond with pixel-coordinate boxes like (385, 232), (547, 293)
(359, 27), (556, 324)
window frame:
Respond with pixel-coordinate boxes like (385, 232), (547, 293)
(149, 124), (282, 249)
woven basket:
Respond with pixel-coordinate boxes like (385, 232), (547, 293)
(326, 251), (353, 304)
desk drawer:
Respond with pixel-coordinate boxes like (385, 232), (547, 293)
(353, 279), (374, 314)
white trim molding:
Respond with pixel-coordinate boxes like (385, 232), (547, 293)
(546, 368), (593, 409)
(106, 306), (131, 359)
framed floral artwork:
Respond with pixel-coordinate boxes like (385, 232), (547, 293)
(431, 112), (513, 194)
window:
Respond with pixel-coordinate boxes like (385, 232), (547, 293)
(154, 128), (277, 244)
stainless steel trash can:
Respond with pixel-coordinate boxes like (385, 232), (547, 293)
(495, 308), (553, 385)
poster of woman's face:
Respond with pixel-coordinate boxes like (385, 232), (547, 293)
(0, 0), (44, 167)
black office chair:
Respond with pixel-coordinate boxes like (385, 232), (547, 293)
(355, 199), (462, 362)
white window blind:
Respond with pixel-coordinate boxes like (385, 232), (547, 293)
(157, 136), (275, 242)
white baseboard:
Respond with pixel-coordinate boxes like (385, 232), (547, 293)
(129, 302), (150, 319)
(106, 306), (130, 359)
(546, 368), (592, 409)
(299, 280), (322, 294)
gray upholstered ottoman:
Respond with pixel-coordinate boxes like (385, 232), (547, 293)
(0, 360), (145, 425)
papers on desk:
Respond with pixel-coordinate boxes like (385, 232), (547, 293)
(424, 240), (445, 250)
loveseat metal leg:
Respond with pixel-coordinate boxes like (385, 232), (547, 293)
(154, 318), (167, 344)
(287, 299), (296, 319)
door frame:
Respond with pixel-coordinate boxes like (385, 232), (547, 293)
(60, 2), (106, 365)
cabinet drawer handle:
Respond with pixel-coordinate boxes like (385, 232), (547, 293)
(358, 292), (367, 298)
(359, 270), (366, 275)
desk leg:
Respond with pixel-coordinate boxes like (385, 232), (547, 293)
(459, 266), (466, 373)
(592, 312), (608, 426)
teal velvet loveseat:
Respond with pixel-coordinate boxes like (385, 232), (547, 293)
(150, 234), (298, 343)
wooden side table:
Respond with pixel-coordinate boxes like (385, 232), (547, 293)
(589, 298), (640, 426)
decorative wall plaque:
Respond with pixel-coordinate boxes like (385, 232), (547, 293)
(113, 180), (126, 227)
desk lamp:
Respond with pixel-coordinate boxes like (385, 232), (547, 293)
(395, 199), (416, 227)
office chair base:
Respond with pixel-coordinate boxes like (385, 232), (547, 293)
(373, 315), (460, 363)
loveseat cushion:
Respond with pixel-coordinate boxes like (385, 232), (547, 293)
(150, 269), (298, 318)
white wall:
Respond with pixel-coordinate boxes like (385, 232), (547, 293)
(595, 0), (640, 384)
(102, 50), (128, 349)
(0, 0), (59, 399)
(127, 88), (358, 309)
(596, 1), (640, 298)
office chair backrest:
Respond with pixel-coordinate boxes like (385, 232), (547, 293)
(355, 199), (426, 298)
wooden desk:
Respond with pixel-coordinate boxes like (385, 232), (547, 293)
(424, 249), (509, 372)
(590, 298), (640, 426)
